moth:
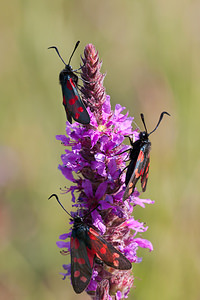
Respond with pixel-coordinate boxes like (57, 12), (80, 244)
(49, 194), (132, 293)
(49, 41), (90, 124)
(123, 111), (170, 200)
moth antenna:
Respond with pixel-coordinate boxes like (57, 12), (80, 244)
(68, 41), (80, 65)
(149, 111), (171, 136)
(140, 113), (148, 133)
(48, 46), (67, 66)
(48, 194), (72, 217)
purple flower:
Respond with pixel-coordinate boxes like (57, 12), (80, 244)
(55, 43), (153, 298)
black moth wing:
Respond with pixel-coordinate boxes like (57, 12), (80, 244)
(60, 68), (90, 125)
(140, 152), (150, 192)
(70, 232), (95, 293)
(123, 142), (151, 200)
(88, 228), (132, 270)
(125, 139), (143, 186)
(65, 76), (90, 124)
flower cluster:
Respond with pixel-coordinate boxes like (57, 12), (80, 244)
(55, 44), (153, 299)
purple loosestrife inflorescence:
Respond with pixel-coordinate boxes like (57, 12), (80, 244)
(56, 44), (154, 299)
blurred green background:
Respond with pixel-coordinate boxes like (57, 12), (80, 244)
(1, 0), (199, 299)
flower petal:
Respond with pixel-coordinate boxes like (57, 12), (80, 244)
(91, 210), (106, 234)
(134, 238), (153, 251)
(82, 179), (94, 198)
(95, 181), (108, 200)
(56, 241), (70, 249)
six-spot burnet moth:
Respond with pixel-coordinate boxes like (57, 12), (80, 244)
(48, 41), (90, 125)
(49, 194), (132, 294)
(123, 111), (170, 201)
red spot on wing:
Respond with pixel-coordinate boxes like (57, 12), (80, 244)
(78, 107), (84, 112)
(77, 258), (85, 264)
(142, 181), (146, 189)
(66, 78), (75, 90)
(74, 238), (79, 249)
(146, 162), (150, 175)
(80, 276), (87, 283)
(100, 244), (108, 254)
(113, 253), (120, 258)
(141, 160), (150, 191)
(89, 234), (97, 240)
(66, 80), (73, 90)
(75, 113), (80, 120)
(127, 182), (134, 197)
(135, 168), (140, 178)
(89, 228), (99, 237)
(69, 78), (75, 87)
(113, 259), (119, 267)
(74, 270), (80, 278)
(138, 151), (144, 162)
(69, 95), (78, 105)
(73, 257), (85, 264)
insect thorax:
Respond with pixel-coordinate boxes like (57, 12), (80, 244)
(59, 66), (78, 85)
(139, 131), (149, 141)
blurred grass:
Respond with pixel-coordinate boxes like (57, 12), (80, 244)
(1, 0), (200, 299)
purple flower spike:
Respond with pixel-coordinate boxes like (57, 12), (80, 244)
(55, 43), (154, 298)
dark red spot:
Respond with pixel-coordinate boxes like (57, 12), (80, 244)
(113, 253), (120, 258)
(69, 96), (77, 105)
(89, 234), (97, 240)
(135, 168), (140, 178)
(113, 259), (119, 267)
(138, 151), (144, 162)
(77, 258), (85, 264)
(74, 238), (80, 249)
(69, 78), (75, 87)
(74, 270), (80, 278)
(74, 257), (77, 262)
(75, 113), (80, 120)
(80, 276), (87, 283)
(69, 95), (78, 105)
(78, 107), (84, 112)
(67, 80), (73, 90)
(100, 247), (107, 254)
(69, 98), (75, 105)
(89, 228), (98, 236)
